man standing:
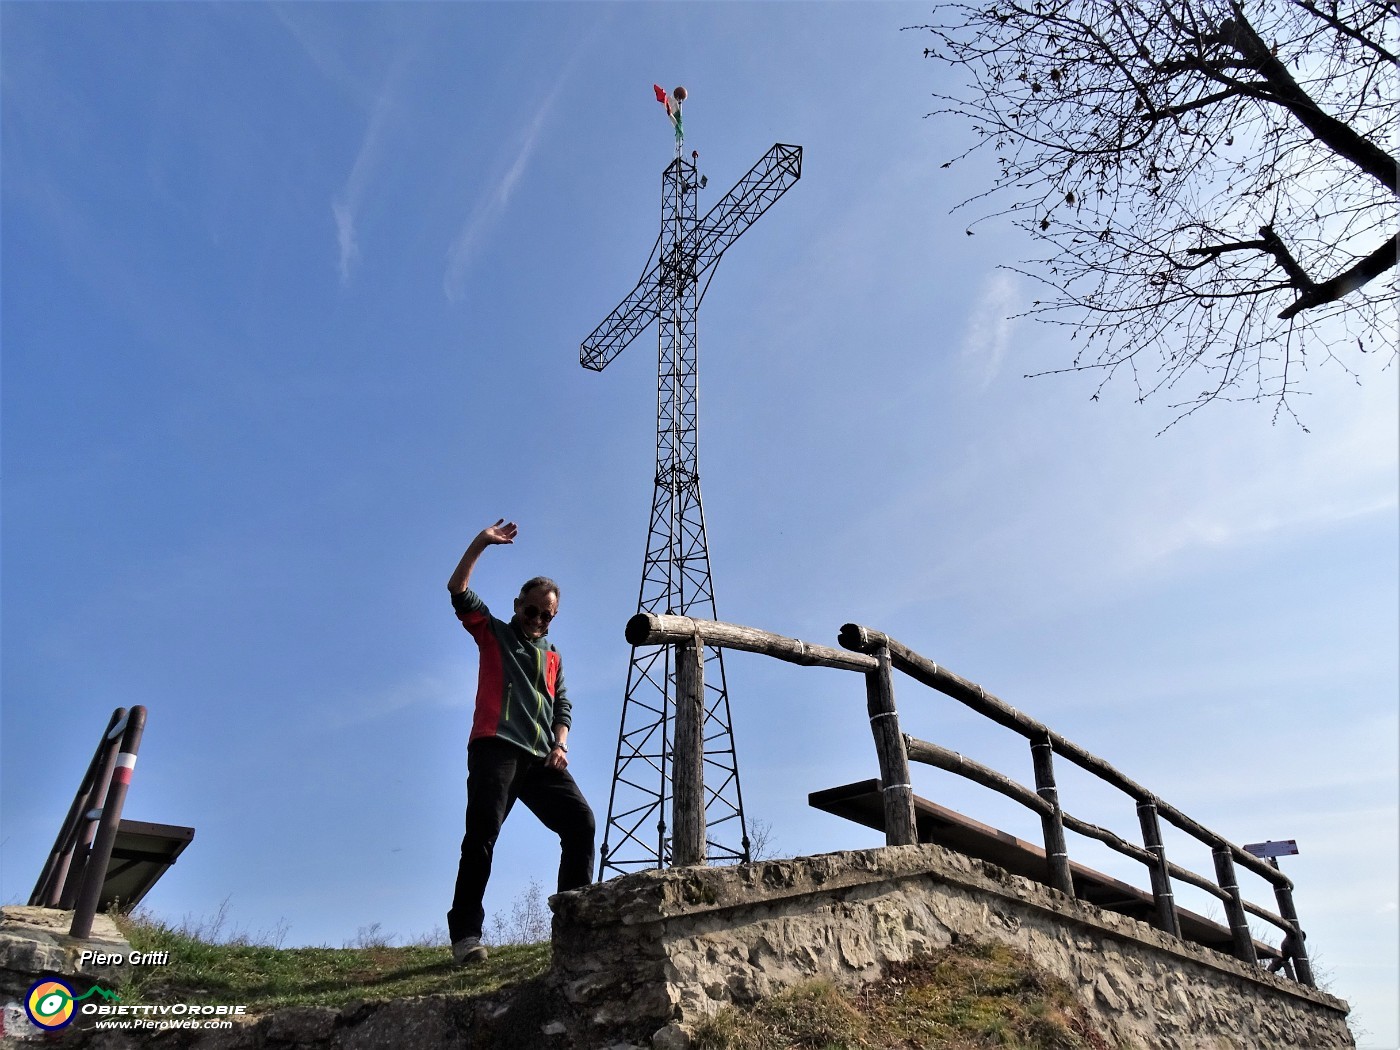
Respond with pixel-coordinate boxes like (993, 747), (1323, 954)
(446, 519), (595, 964)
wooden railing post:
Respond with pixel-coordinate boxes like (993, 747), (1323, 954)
(672, 638), (706, 867)
(865, 646), (916, 846)
(1030, 734), (1074, 897)
(1272, 881), (1315, 986)
(1211, 845), (1259, 965)
(1136, 799), (1181, 938)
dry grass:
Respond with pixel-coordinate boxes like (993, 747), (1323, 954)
(692, 940), (1114, 1050)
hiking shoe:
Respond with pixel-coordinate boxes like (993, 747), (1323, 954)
(451, 937), (489, 965)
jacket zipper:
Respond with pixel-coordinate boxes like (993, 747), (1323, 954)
(533, 648), (548, 751)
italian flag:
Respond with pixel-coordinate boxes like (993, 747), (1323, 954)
(653, 84), (683, 142)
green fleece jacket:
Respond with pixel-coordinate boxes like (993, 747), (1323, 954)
(452, 588), (570, 757)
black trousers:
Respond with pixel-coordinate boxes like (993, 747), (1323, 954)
(447, 736), (595, 943)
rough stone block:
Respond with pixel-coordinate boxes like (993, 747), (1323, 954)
(0, 906), (133, 1003)
(549, 843), (1353, 1049)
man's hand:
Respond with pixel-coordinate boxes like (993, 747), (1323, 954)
(546, 726), (569, 771)
(480, 519), (518, 546)
(449, 519), (519, 594)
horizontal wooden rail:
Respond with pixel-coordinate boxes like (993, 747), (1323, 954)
(1243, 898), (1298, 934)
(905, 737), (1051, 818)
(629, 613), (879, 673)
(840, 623), (1291, 893)
(904, 733), (1282, 912)
(1059, 813), (1157, 868)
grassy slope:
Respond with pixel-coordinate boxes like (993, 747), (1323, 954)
(114, 913), (549, 1013)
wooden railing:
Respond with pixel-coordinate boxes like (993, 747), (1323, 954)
(625, 612), (1315, 987)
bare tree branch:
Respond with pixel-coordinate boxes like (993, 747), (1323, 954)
(1219, 6), (1399, 191)
(911, 0), (1399, 424)
(1289, 0), (1399, 63)
(1278, 229), (1400, 317)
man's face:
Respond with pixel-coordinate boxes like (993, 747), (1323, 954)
(514, 586), (558, 641)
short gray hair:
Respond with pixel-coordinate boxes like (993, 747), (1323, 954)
(519, 576), (560, 601)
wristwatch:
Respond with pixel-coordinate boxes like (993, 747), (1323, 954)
(552, 742), (568, 753)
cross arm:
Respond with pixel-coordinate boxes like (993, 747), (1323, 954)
(579, 143), (803, 373)
(580, 265), (663, 372)
(688, 143), (802, 286)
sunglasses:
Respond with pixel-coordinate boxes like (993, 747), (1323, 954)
(521, 604), (556, 624)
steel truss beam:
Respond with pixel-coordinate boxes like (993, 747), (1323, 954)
(582, 144), (802, 877)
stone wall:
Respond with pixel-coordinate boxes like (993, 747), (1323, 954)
(25, 845), (1354, 1049)
(0, 907), (132, 1004)
(551, 843), (1353, 1049)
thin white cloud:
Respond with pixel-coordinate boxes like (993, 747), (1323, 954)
(1113, 387), (1399, 572)
(960, 271), (1018, 389)
(268, 5), (363, 102)
(442, 89), (560, 303)
(832, 358), (1399, 627)
(331, 200), (360, 285)
(267, 5), (407, 284)
(332, 64), (402, 285)
(323, 668), (470, 730)
(440, 15), (605, 304)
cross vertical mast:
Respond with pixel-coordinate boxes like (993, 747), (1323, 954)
(582, 110), (802, 875)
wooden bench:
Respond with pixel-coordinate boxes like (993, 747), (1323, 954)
(809, 778), (1281, 963)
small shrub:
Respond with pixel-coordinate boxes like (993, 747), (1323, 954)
(345, 922), (393, 949)
(485, 878), (552, 946)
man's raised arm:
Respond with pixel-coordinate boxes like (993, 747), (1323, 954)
(448, 519), (518, 595)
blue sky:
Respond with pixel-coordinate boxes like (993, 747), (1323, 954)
(2, 2), (1395, 1045)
